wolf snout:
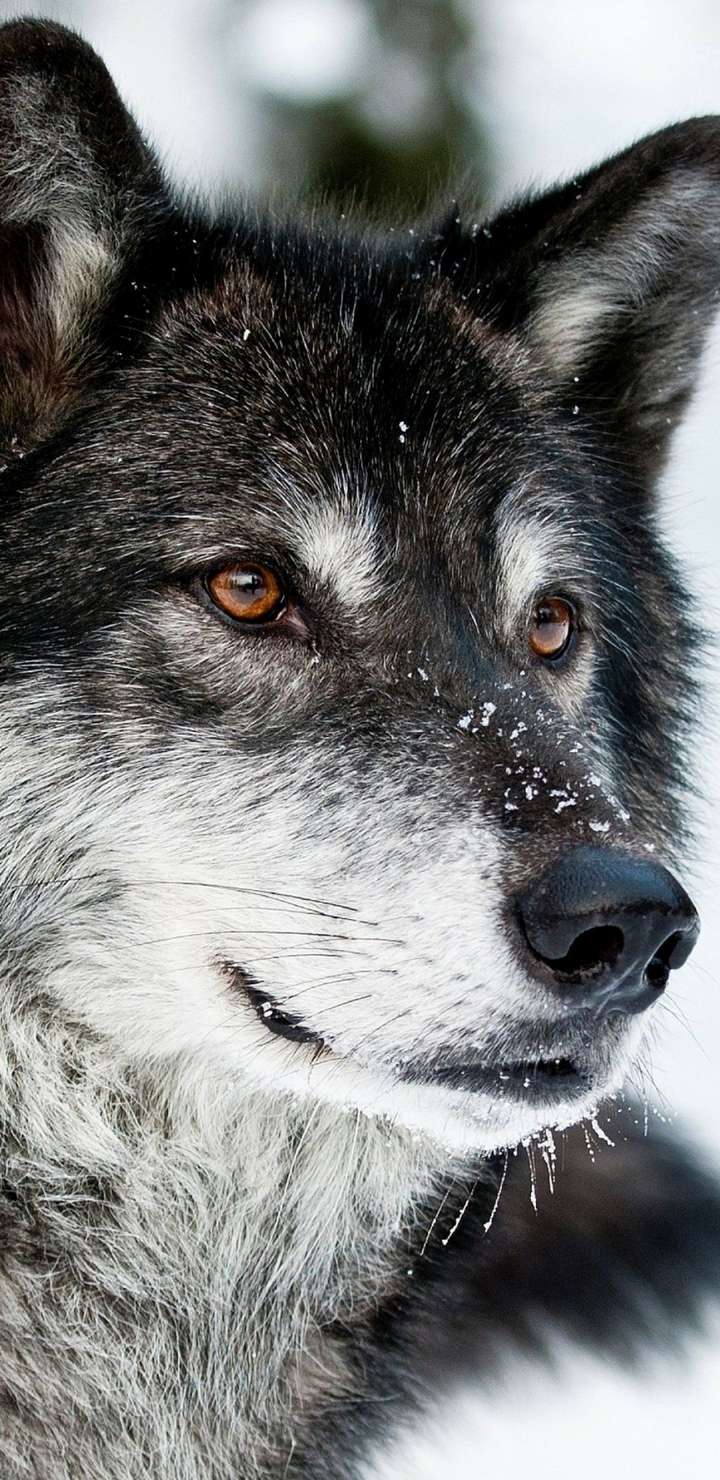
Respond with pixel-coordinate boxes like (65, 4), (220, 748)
(516, 845), (699, 1015)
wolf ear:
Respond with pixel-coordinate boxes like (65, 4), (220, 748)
(0, 19), (166, 456)
(438, 120), (720, 490)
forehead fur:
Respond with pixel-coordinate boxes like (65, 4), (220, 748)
(118, 220), (546, 548)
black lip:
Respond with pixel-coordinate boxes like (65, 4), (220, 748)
(405, 1055), (589, 1102)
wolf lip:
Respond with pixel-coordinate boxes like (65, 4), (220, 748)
(410, 1055), (588, 1101)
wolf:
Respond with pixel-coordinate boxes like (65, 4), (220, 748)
(0, 15), (719, 1480)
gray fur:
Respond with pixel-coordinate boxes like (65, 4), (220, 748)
(0, 18), (719, 1480)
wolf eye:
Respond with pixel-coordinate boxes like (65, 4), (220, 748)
(206, 563), (285, 624)
(529, 596), (575, 660)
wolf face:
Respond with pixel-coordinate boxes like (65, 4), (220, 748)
(0, 21), (715, 1154)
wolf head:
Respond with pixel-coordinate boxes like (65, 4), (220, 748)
(0, 19), (715, 1152)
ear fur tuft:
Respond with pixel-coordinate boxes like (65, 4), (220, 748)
(435, 119), (720, 489)
(0, 19), (167, 454)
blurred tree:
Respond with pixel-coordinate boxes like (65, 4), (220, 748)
(229, 0), (491, 214)
(5, 0), (490, 211)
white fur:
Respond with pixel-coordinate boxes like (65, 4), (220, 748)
(0, 640), (639, 1159)
(293, 493), (386, 610)
(0, 1011), (462, 1477)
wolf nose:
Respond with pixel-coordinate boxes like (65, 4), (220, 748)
(517, 845), (699, 1014)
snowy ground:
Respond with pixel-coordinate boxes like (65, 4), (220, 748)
(3, 1), (719, 1474)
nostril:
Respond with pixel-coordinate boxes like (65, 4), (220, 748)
(515, 845), (700, 1012)
(645, 930), (683, 991)
(537, 924), (624, 978)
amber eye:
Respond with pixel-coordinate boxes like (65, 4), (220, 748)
(206, 563), (285, 624)
(529, 595), (575, 660)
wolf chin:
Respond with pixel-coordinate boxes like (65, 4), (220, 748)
(0, 17), (719, 1480)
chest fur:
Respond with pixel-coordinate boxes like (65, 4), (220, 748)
(0, 1065), (450, 1480)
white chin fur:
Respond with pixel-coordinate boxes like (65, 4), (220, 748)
(195, 1033), (631, 1155)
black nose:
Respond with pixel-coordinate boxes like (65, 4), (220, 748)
(517, 845), (699, 1014)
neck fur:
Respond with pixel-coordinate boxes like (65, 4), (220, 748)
(0, 1001), (466, 1476)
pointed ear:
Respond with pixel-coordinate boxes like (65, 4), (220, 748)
(437, 120), (720, 490)
(0, 19), (166, 456)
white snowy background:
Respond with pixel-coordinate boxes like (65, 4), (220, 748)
(4, 1), (719, 1474)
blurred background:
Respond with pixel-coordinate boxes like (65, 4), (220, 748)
(4, 1), (720, 1474)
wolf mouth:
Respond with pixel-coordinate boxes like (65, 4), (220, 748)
(231, 966), (594, 1104)
(411, 1055), (589, 1102)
